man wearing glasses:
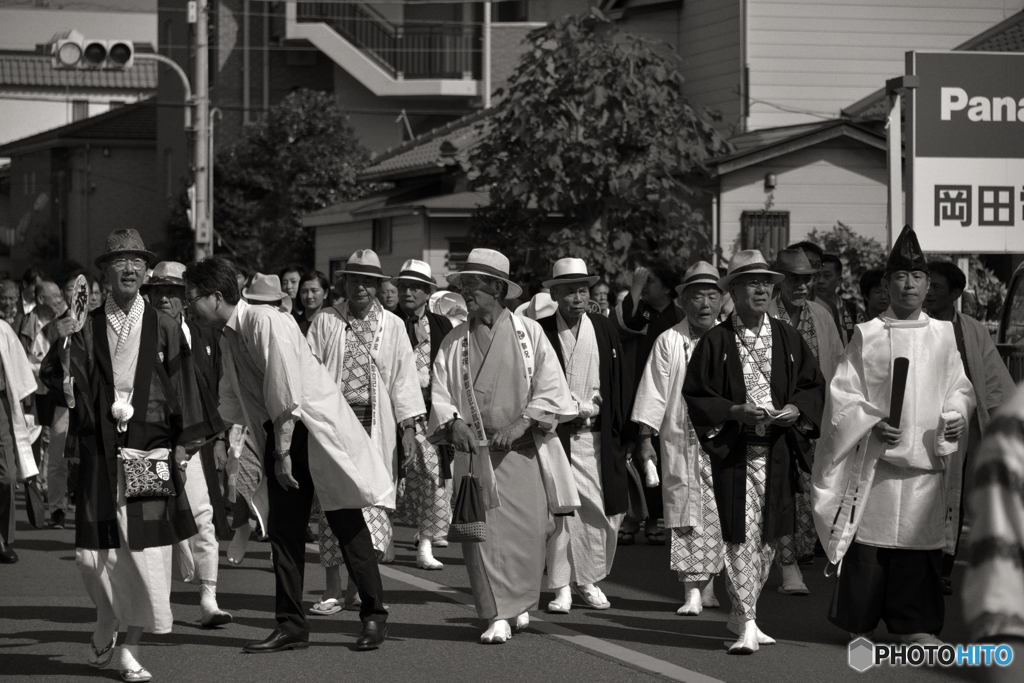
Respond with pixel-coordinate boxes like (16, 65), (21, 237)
(184, 257), (393, 654)
(683, 250), (825, 655)
(767, 249), (844, 597)
(42, 230), (222, 681)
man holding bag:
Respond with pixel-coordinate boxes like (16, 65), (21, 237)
(42, 230), (222, 682)
(428, 248), (579, 645)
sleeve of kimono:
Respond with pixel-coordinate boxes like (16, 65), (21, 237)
(682, 330), (738, 439)
(787, 328), (825, 438)
(978, 325), (1015, 421)
(524, 322), (577, 432)
(942, 332), (976, 422)
(251, 313), (305, 424)
(427, 333), (459, 442)
(2, 321), (38, 401)
(962, 400), (1024, 642)
(385, 321), (427, 423)
(631, 330), (673, 433)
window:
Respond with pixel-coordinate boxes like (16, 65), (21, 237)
(72, 100), (89, 121)
(328, 258), (348, 281)
(446, 239), (472, 272)
(109, 100), (125, 109)
(740, 211), (790, 263)
(495, 1), (528, 22)
(372, 217), (393, 254)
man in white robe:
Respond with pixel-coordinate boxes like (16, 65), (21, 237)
(633, 262), (724, 616)
(812, 226), (976, 645)
(306, 250), (424, 607)
(767, 249), (843, 596)
(0, 317), (38, 563)
(185, 257), (394, 653)
(428, 248), (579, 644)
(539, 258), (628, 613)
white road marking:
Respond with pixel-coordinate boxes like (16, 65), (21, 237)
(378, 565), (727, 683)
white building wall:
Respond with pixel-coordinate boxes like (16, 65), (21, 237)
(745, 0), (1024, 130)
(718, 138), (888, 259)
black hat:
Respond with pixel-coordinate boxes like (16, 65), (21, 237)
(885, 225), (927, 274)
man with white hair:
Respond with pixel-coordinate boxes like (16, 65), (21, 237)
(767, 249), (844, 596)
(683, 250), (825, 654)
(394, 259), (454, 569)
(538, 258), (629, 613)
(429, 248), (579, 644)
(633, 261), (725, 617)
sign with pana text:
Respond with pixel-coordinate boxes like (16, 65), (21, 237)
(908, 51), (1024, 252)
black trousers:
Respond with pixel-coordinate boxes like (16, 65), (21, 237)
(264, 421), (387, 639)
(643, 435), (664, 524)
(0, 391), (16, 545)
(830, 541), (944, 636)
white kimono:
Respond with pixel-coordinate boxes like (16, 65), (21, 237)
(812, 309), (976, 564)
(631, 319), (705, 530)
(218, 300), (393, 512)
(306, 303), (425, 509)
(0, 320), (38, 478)
(428, 310), (580, 515)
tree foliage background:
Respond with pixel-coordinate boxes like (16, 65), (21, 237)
(468, 9), (730, 291)
(167, 89), (374, 271)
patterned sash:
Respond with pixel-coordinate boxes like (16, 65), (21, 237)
(732, 312), (773, 410)
(105, 296), (144, 397)
(773, 296), (819, 361)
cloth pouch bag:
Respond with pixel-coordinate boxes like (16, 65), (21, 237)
(24, 478), (46, 528)
(447, 450), (486, 543)
(121, 447), (176, 499)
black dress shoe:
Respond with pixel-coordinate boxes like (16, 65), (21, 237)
(50, 509), (65, 529)
(356, 621), (387, 651)
(243, 630), (309, 653)
(0, 539), (18, 564)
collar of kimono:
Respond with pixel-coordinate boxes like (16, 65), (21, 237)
(458, 311), (535, 446)
(881, 307), (930, 328)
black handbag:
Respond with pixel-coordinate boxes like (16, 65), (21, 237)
(121, 448), (177, 499)
(447, 451), (487, 544)
(24, 477), (46, 529)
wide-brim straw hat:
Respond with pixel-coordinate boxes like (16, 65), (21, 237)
(718, 250), (785, 290)
(333, 249), (391, 281)
(94, 229), (157, 269)
(773, 248), (819, 275)
(445, 248), (523, 299)
(242, 273), (289, 302)
(541, 257), (600, 289)
(141, 261), (186, 291)
(675, 261), (722, 297)
(394, 259), (437, 289)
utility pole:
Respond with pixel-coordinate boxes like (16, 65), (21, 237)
(193, 0), (212, 260)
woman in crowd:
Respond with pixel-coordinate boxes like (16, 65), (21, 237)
(295, 271), (329, 335)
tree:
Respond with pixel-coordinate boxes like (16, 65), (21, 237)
(804, 222), (887, 309)
(166, 89), (374, 271)
(468, 9), (729, 289)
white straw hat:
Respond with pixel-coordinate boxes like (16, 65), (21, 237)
(394, 259), (437, 289)
(445, 248), (523, 299)
(717, 250), (784, 290)
(333, 249), (390, 281)
(541, 258), (600, 289)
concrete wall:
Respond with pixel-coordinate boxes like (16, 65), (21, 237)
(746, 0), (1024, 130)
(0, 93), (147, 147)
(718, 137), (888, 259)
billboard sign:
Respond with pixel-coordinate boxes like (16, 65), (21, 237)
(908, 51), (1024, 252)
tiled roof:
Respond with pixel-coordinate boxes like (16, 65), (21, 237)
(0, 98), (156, 156)
(0, 50), (157, 90)
(842, 10), (1024, 120)
(359, 108), (494, 182)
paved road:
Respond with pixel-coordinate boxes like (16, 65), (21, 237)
(0, 496), (990, 683)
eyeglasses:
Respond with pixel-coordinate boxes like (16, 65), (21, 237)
(108, 257), (146, 271)
(186, 291), (215, 307)
(739, 279), (775, 290)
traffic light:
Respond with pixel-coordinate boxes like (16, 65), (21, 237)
(51, 30), (134, 70)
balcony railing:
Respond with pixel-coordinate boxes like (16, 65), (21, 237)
(297, 2), (479, 80)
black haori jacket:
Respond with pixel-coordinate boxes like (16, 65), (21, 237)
(41, 304), (220, 550)
(539, 312), (629, 517)
(682, 316), (824, 544)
